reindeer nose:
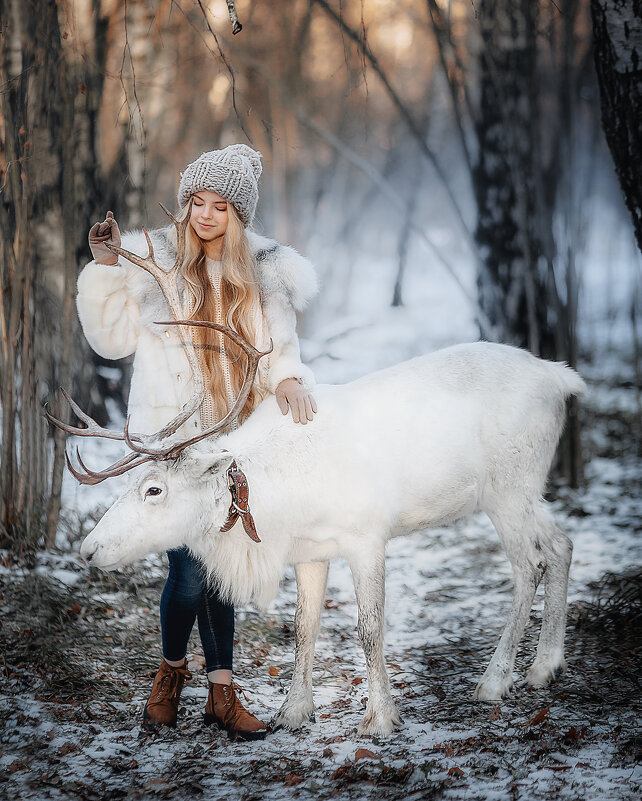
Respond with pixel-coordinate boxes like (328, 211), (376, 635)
(81, 543), (98, 564)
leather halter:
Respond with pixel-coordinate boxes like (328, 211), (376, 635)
(220, 460), (261, 543)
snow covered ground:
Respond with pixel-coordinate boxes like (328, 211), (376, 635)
(1, 217), (641, 799)
(1, 451), (640, 800)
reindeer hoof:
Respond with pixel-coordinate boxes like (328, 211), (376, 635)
(271, 698), (315, 732)
(473, 675), (514, 701)
(358, 705), (402, 738)
(525, 658), (566, 688)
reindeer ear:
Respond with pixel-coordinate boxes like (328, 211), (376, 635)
(192, 450), (236, 478)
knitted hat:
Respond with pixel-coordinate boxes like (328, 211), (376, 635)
(177, 144), (262, 227)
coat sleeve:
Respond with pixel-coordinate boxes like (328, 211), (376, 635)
(76, 231), (149, 360)
(263, 292), (316, 393)
(259, 243), (319, 394)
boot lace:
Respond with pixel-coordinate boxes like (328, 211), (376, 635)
(154, 664), (191, 702)
(216, 683), (245, 726)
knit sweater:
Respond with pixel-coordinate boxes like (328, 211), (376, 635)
(193, 258), (236, 431)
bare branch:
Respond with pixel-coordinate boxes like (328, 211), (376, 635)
(191, 0), (251, 141)
(425, 0), (474, 173)
(215, 45), (495, 338)
(311, 0), (477, 254)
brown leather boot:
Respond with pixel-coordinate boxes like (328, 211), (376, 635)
(204, 682), (267, 740)
(142, 659), (192, 729)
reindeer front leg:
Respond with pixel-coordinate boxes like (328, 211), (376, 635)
(350, 551), (402, 737)
(272, 560), (328, 731)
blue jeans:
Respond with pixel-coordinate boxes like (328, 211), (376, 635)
(160, 547), (234, 672)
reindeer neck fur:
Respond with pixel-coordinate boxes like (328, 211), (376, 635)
(188, 409), (305, 609)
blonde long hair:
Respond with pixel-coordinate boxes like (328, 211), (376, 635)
(168, 202), (267, 425)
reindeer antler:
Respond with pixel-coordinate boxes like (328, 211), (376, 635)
(65, 449), (155, 485)
(123, 321), (273, 458)
(46, 201), (273, 484)
(103, 199), (212, 440)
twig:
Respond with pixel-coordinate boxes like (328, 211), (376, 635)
(192, 0), (251, 142)
(311, 0), (478, 258)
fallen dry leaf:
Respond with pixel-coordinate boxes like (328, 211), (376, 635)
(354, 748), (380, 762)
(57, 743), (78, 756)
(529, 706), (550, 726)
(563, 725), (588, 743)
(269, 665), (280, 677)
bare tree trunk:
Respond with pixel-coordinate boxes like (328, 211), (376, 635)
(392, 149), (424, 308)
(554, 0), (584, 488)
(472, 0), (550, 355)
(120, 0), (155, 227)
(0, 0), (109, 550)
(590, 0), (642, 253)
(468, 0), (586, 486)
(0, 0), (38, 544)
(44, 54), (79, 547)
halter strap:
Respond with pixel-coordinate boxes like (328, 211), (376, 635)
(219, 460), (261, 543)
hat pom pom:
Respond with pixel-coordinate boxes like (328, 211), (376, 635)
(230, 143), (262, 179)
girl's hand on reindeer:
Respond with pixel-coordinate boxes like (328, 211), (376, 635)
(88, 210), (122, 265)
(275, 378), (317, 425)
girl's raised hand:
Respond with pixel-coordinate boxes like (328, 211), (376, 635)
(88, 210), (122, 265)
(275, 378), (317, 425)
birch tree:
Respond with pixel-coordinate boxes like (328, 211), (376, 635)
(472, 0), (547, 354)
(469, 0), (588, 483)
(591, 0), (642, 253)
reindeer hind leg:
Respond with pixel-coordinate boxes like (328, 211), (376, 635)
(350, 550), (402, 737)
(474, 502), (547, 701)
(525, 503), (572, 688)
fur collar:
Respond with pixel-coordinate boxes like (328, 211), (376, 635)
(120, 225), (317, 315)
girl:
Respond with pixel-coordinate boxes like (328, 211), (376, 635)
(77, 144), (318, 740)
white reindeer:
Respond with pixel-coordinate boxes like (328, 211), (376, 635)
(49, 211), (585, 737)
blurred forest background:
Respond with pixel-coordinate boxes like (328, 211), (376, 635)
(1, 0), (641, 549)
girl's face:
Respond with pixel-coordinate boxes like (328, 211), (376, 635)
(189, 190), (229, 243)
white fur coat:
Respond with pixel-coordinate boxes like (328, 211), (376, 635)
(76, 227), (318, 436)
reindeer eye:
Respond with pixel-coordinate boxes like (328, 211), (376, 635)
(145, 487), (162, 497)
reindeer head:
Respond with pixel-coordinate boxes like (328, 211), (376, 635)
(78, 447), (238, 569)
(47, 203), (271, 568)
